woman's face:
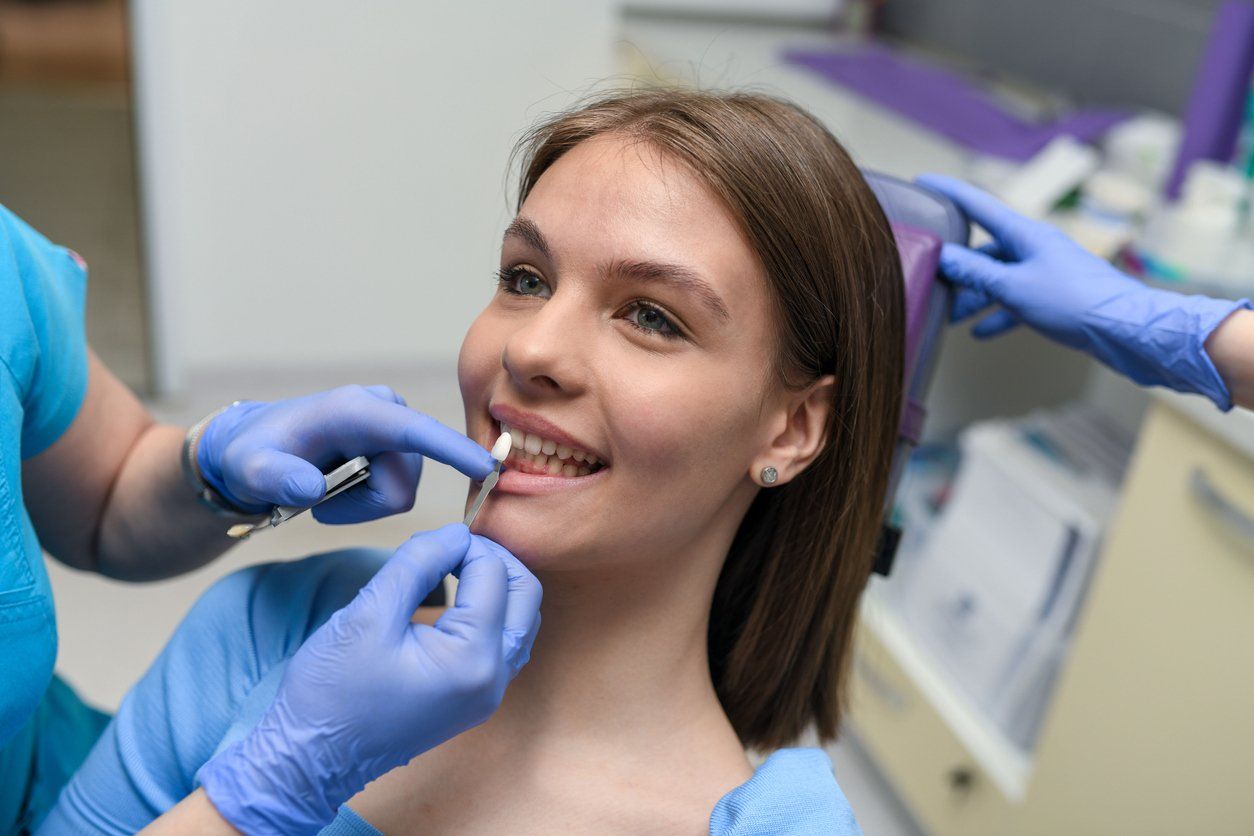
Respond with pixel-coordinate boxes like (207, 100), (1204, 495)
(458, 134), (787, 570)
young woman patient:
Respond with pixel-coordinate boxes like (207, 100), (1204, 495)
(49, 89), (903, 833)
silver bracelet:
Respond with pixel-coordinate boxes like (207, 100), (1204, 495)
(181, 402), (265, 519)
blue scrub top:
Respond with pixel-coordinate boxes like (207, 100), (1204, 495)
(0, 203), (104, 830)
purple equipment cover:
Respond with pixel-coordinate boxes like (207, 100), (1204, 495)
(785, 43), (1127, 161)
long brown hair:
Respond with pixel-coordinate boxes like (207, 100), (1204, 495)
(514, 89), (904, 749)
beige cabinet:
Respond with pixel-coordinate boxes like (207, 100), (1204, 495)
(852, 399), (1254, 835)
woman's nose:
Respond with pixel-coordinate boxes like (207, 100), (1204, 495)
(501, 295), (588, 397)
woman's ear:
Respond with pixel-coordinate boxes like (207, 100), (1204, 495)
(752, 375), (835, 486)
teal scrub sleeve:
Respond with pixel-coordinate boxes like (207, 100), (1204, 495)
(0, 204), (90, 459)
(39, 549), (391, 835)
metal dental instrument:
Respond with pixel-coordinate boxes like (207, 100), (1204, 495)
(463, 432), (512, 528)
(227, 456), (372, 539)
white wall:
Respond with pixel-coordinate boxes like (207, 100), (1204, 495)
(625, 0), (841, 21)
(130, 2), (616, 391)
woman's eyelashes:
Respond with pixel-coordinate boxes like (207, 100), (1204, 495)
(620, 300), (683, 340)
(496, 264), (688, 342)
(497, 265), (552, 298)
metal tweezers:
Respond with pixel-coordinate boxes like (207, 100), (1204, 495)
(229, 456), (371, 539)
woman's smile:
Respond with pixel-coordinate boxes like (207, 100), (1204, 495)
(483, 404), (610, 495)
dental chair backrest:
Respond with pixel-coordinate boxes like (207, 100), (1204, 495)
(862, 171), (969, 576)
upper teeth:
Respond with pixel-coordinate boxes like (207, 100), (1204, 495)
(500, 423), (600, 475)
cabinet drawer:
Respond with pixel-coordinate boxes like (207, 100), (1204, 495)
(851, 610), (1013, 836)
(1016, 402), (1254, 833)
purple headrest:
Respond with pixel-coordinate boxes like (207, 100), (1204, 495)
(863, 171), (967, 576)
(890, 222), (942, 446)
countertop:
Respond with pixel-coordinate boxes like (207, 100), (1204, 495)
(1158, 390), (1254, 463)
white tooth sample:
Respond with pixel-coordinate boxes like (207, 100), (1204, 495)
(585, 455), (599, 467)
(524, 433), (543, 455)
(573, 450), (586, 462)
(547, 457), (564, 475)
(510, 427), (526, 452)
(556, 445), (571, 461)
(562, 464), (578, 477)
(491, 432), (512, 462)
(577, 466), (590, 476)
(541, 438), (556, 455)
(532, 453), (547, 469)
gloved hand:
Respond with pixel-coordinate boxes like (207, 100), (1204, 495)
(198, 523), (542, 835)
(196, 384), (495, 521)
(916, 174), (1250, 410)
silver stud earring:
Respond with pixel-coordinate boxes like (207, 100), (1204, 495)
(760, 466), (779, 485)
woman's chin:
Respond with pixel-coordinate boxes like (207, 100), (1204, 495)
(469, 506), (569, 570)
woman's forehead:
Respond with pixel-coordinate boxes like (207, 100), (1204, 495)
(515, 135), (763, 293)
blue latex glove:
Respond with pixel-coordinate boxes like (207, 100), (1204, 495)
(916, 174), (1250, 410)
(197, 384), (495, 520)
(197, 523), (541, 834)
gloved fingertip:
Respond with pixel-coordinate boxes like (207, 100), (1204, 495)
(469, 449), (497, 480)
(364, 384), (406, 406)
(280, 469), (326, 506)
(414, 522), (471, 550)
(503, 631), (534, 677)
(971, 310), (1019, 339)
(915, 173), (959, 192)
(938, 242), (978, 268)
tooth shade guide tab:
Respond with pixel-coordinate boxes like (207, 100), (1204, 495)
(491, 432), (512, 462)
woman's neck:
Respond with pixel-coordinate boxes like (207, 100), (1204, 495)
(490, 536), (738, 750)
(347, 515), (756, 833)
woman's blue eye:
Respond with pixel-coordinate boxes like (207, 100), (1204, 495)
(497, 267), (551, 298)
(625, 302), (681, 339)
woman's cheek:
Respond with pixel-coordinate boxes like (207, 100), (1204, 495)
(457, 313), (499, 405)
(608, 369), (755, 480)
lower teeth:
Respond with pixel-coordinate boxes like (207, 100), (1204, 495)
(508, 450), (597, 476)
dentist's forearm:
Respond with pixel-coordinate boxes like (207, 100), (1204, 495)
(94, 422), (239, 580)
(1205, 309), (1254, 411)
(23, 350), (239, 580)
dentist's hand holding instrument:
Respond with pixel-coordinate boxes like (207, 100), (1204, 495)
(917, 174), (1254, 411)
(188, 384), (497, 526)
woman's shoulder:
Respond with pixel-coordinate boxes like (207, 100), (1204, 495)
(709, 747), (862, 836)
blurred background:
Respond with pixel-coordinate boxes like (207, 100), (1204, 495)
(6, 0), (1252, 833)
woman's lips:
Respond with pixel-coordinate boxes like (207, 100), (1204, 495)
(494, 465), (609, 495)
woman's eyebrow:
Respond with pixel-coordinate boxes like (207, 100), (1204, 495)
(503, 216), (551, 260)
(605, 259), (730, 322)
